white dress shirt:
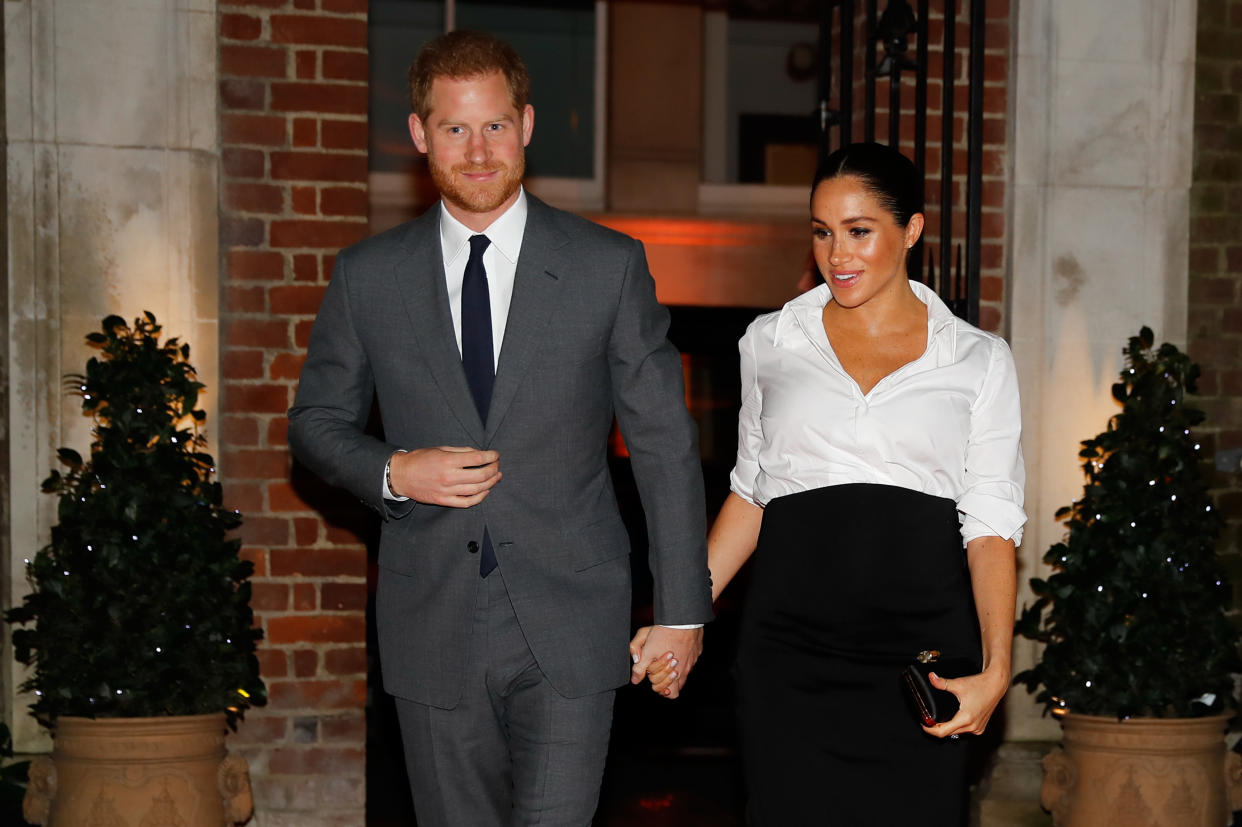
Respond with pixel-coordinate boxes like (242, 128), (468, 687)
(730, 280), (1026, 546)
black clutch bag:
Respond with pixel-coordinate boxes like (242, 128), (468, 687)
(902, 650), (974, 726)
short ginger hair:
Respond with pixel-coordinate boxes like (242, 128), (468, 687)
(408, 30), (531, 121)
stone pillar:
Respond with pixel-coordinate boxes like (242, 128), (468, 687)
(4, 0), (220, 752)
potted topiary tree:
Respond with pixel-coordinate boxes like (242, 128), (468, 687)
(1015, 326), (1242, 826)
(5, 313), (265, 826)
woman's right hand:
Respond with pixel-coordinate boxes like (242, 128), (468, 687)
(628, 627), (679, 696)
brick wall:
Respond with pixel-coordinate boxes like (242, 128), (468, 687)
(218, 0), (371, 823)
(1190, 0), (1242, 589)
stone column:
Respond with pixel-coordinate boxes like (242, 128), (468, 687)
(4, 0), (220, 752)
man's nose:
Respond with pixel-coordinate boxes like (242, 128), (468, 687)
(467, 132), (489, 164)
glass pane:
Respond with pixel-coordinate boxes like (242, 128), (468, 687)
(456, 0), (596, 179)
(704, 4), (819, 184)
(369, 0), (445, 174)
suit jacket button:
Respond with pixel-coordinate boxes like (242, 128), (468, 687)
(467, 541), (479, 554)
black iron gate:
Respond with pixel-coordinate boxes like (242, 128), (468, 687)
(816, 0), (987, 324)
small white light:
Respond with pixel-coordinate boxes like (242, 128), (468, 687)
(1158, 426), (1164, 433)
(62, 570), (69, 576)
(1207, 506), (1213, 512)
(1194, 443), (1201, 450)
(1167, 557), (1173, 563)
(34, 690), (42, 696)
(1171, 495), (1177, 502)
(1095, 513), (1102, 520)
(1148, 480), (1155, 486)
(1142, 593), (1148, 598)
(1097, 585), (1103, 592)
(136, 408), (143, 413)
(1086, 680), (1093, 687)
(86, 545), (92, 551)
(132, 535), (138, 541)
(155, 647), (162, 653)
(1130, 522), (1136, 528)
(115, 689), (122, 695)
(185, 624), (191, 630)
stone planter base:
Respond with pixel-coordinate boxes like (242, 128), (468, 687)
(1041, 711), (1242, 826)
(22, 713), (252, 826)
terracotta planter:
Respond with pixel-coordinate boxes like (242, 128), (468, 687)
(1041, 711), (1242, 826)
(22, 713), (252, 826)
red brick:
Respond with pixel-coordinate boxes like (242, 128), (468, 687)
(269, 416), (291, 447)
(251, 582), (290, 612)
(322, 119), (368, 150)
(241, 516), (293, 546)
(222, 147), (266, 179)
(221, 78), (267, 111)
(321, 583), (367, 612)
(322, 0), (368, 12)
(1223, 307), (1242, 332)
(227, 319), (293, 349)
(1190, 245), (1222, 274)
(293, 253), (319, 282)
(321, 186), (367, 217)
(323, 51), (367, 81)
(221, 0), (287, 7)
(267, 616), (366, 644)
(270, 15), (367, 47)
(324, 523), (365, 545)
(223, 44), (288, 79)
(225, 384), (291, 414)
(224, 482), (264, 513)
(270, 547), (366, 577)
(271, 82), (367, 115)
(978, 304), (1001, 333)
(294, 518), (320, 545)
(979, 275), (1004, 302)
(292, 185), (317, 215)
(226, 286), (268, 314)
(271, 151), (366, 182)
(223, 113), (287, 146)
(232, 714), (289, 745)
(293, 117), (318, 147)
(979, 241), (1004, 270)
(1191, 277), (1239, 303)
(293, 648), (319, 676)
(271, 352), (309, 380)
(224, 349), (266, 380)
(240, 545), (269, 577)
(221, 216), (266, 248)
(294, 583), (318, 611)
(256, 648), (288, 679)
(225, 448), (291, 479)
(1227, 245), (1242, 273)
(267, 745), (365, 774)
(295, 319), (316, 348)
(296, 50), (317, 80)
(294, 0), (315, 8)
(320, 714), (366, 742)
(268, 482), (312, 512)
(325, 647), (367, 675)
(227, 182), (284, 214)
(228, 250), (284, 281)
(221, 13), (262, 41)
(221, 415), (261, 447)
(271, 220), (368, 249)
(270, 285), (327, 315)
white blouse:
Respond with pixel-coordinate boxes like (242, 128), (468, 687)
(729, 281), (1026, 546)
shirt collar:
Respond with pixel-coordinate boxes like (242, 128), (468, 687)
(439, 187), (528, 266)
(773, 279), (958, 347)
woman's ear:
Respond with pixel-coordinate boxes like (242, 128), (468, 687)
(905, 212), (926, 249)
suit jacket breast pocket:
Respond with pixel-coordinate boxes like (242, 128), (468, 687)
(569, 517), (631, 572)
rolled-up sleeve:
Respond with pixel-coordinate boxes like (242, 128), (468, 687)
(729, 325), (765, 506)
(957, 336), (1027, 546)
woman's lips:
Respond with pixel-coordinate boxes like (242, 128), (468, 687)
(831, 270), (861, 285)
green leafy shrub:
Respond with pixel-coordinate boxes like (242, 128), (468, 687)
(5, 313), (265, 727)
(1014, 326), (1239, 719)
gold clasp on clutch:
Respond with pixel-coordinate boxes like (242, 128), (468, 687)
(916, 650), (940, 664)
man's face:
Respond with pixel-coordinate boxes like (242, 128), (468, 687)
(409, 71), (534, 230)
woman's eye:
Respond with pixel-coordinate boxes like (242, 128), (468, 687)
(812, 228), (829, 240)
(850, 227), (871, 238)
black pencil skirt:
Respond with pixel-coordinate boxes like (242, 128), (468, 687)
(735, 483), (981, 826)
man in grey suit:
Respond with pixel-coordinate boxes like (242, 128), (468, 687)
(288, 30), (713, 826)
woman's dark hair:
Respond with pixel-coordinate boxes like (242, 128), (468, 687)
(811, 142), (924, 227)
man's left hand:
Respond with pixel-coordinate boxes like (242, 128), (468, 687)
(628, 626), (704, 699)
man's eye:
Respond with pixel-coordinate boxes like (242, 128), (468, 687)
(487, 123), (504, 131)
(448, 126), (464, 135)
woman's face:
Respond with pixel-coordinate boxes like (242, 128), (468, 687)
(810, 175), (924, 310)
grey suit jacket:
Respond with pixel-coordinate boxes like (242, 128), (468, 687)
(288, 195), (713, 708)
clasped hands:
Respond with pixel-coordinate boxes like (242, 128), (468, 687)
(628, 626), (703, 699)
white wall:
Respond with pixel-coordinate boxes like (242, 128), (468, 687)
(1007, 0), (1198, 741)
(4, 0), (220, 751)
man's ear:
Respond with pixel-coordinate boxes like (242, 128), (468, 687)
(409, 113), (429, 154)
(520, 104), (534, 148)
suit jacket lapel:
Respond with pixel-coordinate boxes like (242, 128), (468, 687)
(486, 197), (566, 442)
(392, 207), (488, 445)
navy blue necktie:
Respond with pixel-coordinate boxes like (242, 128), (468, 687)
(461, 234), (497, 577)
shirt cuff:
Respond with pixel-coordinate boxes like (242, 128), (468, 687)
(658, 624), (704, 630)
(382, 450), (409, 502)
(958, 490), (1026, 546)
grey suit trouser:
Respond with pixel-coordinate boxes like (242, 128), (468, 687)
(394, 569), (616, 827)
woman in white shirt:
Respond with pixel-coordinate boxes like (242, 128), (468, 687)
(634, 142), (1025, 825)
